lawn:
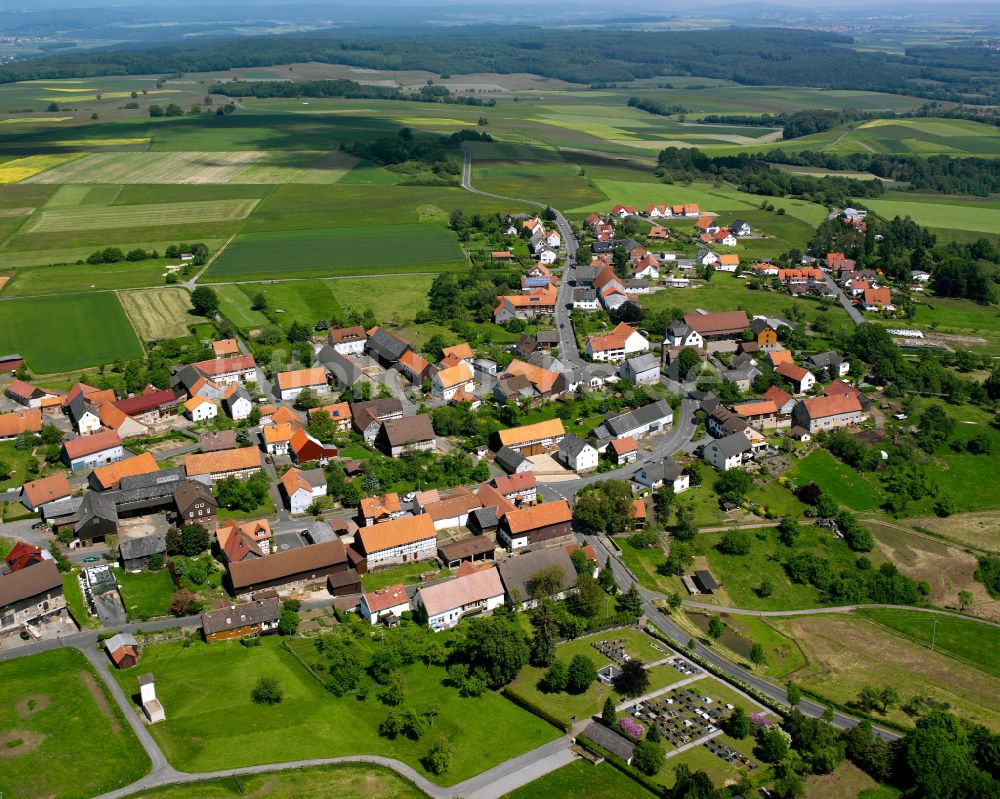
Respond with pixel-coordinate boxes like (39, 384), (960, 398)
(856, 608), (1000, 679)
(505, 759), (656, 799)
(204, 224), (465, 281)
(769, 612), (1000, 731)
(122, 763), (426, 799)
(0, 292), (143, 373)
(0, 440), (34, 491)
(0, 237), (226, 268)
(802, 761), (886, 799)
(120, 287), (204, 340)
(473, 162), (607, 209)
(362, 561), (450, 592)
(114, 567), (177, 621)
(62, 571), (100, 629)
(617, 538), (686, 596)
(694, 526), (886, 611)
(0, 648), (150, 799)
(116, 635), (559, 784)
(869, 293), (1000, 354)
(787, 449), (883, 511)
(506, 628), (672, 725)
(717, 614), (807, 680)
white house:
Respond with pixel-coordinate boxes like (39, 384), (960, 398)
(184, 396), (218, 422)
(416, 568), (506, 632)
(716, 232), (738, 247)
(545, 230), (561, 248)
(68, 396), (102, 435)
(432, 361), (475, 401)
(696, 249), (719, 267)
(663, 321), (703, 349)
(221, 384), (253, 421)
(586, 322), (650, 363)
(62, 430), (125, 472)
(275, 367), (329, 402)
(327, 326), (368, 356)
(536, 248), (558, 265)
(556, 433), (599, 472)
(703, 432), (751, 471)
(633, 459), (689, 494)
(357, 515), (437, 569)
(620, 353), (660, 386)
(280, 467), (327, 514)
(359, 584), (411, 625)
(572, 288), (599, 311)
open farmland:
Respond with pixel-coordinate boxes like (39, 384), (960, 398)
(0, 153), (84, 183)
(22, 149), (358, 184)
(2, 259), (168, 296)
(26, 198), (258, 232)
(205, 223), (465, 280)
(120, 287), (202, 340)
(865, 197), (1000, 234)
(0, 292), (143, 372)
(770, 613), (1000, 731)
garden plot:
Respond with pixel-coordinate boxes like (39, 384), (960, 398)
(27, 198), (258, 232)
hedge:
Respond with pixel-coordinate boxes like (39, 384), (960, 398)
(576, 733), (664, 797)
(501, 687), (571, 733)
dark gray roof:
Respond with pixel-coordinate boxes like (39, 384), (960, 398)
(497, 548), (576, 604)
(557, 433), (593, 460)
(582, 721), (635, 762)
(469, 506), (498, 530)
(367, 328), (411, 362)
(749, 318), (774, 335)
(173, 479), (216, 510)
(615, 239), (642, 252)
(695, 569), (719, 590)
(221, 385), (251, 411)
(573, 288), (597, 302)
(351, 398), (403, 423)
(536, 330), (559, 345)
(318, 344), (364, 386)
(300, 468), (327, 489)
(119, 532), (166, 561)
(305, 521), (338, 544)
(574, 266), (601, 285)
(624, 279), (649, 289)
(494, 446), (527, 474)
(172, 364), (202, 393)
(119, 467), (185, 493)
(806, 351), (844, 369)
(591, 241), (612, 254)
(602, 399), (673, 438)
(709, 431), (751, 458)
(0, 560), (62, 608)
(76, 491), (117, 533)
(201, 596), (280, 636)
(67, 393), (94, 425)
(665, 319), (693, 338)
(699, 394), (720, 414)
(104, 632), (137, 653)
(637, 459), (683, 484)
(623, 353), (660, 374)
(200, 430), (237, 452)
(732, 218), (750, 231)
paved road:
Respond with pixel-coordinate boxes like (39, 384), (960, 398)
(825, 273), (864, 326)
(681, 600), (1000, 627)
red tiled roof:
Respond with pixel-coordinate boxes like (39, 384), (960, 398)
(63, 429), (121, 460)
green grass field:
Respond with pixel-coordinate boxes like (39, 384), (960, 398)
(865, 197), (1000, 234)
(116, 635), (558, 784)
(122, 763), (426, 799)
(473, 162), (607, 209)
(788, 449), (883, 511)
(114, 567), (177, 621)
(0, 292), (143, 372)
(856, 608), (1000, 678)
(205, 223), (465, 280)
(27, 198), (258, 233)
(3, 260), (169, 296)
(506, 759), (656, 799)
(120, 287), (203, 340)
(0, 440), (35, 491)
(870, 293), (1000, 354)
(0, 648), (150, 799)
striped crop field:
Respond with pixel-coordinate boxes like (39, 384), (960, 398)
(22, 150), (357, 185)
(27, 198), (259, 232)
(120, 287), (199, 340)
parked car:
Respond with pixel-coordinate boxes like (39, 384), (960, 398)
(83, 556), (100, 563)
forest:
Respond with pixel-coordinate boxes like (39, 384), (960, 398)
(211, 78), (495, 106)
(0, 27), (997, 99)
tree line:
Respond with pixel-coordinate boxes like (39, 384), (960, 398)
(210, 78), (495, 106)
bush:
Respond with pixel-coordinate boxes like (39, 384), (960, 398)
(565, 654), (597, 694)
(717, 529), (752, 555)
(250, 676), (283, 705)
(278, 608), (299, 636)
(423, 734), (453, 775)
(632, 740), (665, 775)
(540, 659), (567, 693)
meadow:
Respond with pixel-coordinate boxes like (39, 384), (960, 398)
(787, 449), (883, 511)
(0, 292), (143, 373)
(121, 764), (427, 799)
(769, 613), (1000, 730)
(205, 223), (465, 281)
(120, 286), (203, 340)
(114, 567), (181, 620)
(26, 198), (258, 233)
(506, 760), (656, 799)
(3, 259), (169, 296)
(0, 648), (150, 799)
(114, 635), (559, 783)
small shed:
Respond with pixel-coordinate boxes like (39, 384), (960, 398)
(693, 569), (719, 594)
(105, 632), (138, 669)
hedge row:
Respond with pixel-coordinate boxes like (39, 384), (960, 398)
(576, 733), (665, 797)
(501, 687), (571, 733)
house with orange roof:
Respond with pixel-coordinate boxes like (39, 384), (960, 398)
(494, 418), (565, 456)
(695, 216), (719, 234)
(792, 392), (864, 433)
(713, 228), (737, 247)
(632, 254), (660, 280)
(360, 584), (411, 625)
(20, 473), (72, 513)
(312, 403), (352, 432)
(184, 447), (261, 484)
(586, 322), (650, 363)
(648, 224), (670, 239)
(497, 499), (573, 551)
(289, 427), (338, 466)
(6, 379), (62, 410)
(609, 436), (639, 465)
(493, 286), (557, 324)
(714, 253), (740, 272)
(62, 429), (124, 472)
(765, 349), (794, 368)
(270, 406), (305, 430)
(212, 339), (240, 357)
(184, 395), (218, 423)
(730, 400), (781, 430)
(262, 422), (293, 456)
(441, 342), (474, 364)
(358, 492), (404, 527)
(774, 362), (816, 395)
(356, 514), (437, 569)
(491, 471), (537, 505)
(611, 205), (637, 217)
(762, 385), (795, 416)
(0, 408), (41, 441)
(275, 367), (328, 402)
(431, 361), (475, 401)
(862, 286), (893, 311)
(217, 518), (272, 561)
(502, 359), (567, 400)
(280, 466), (327, 514)
(186, 354), (257, 385)
(646, 204), (670, 218)
(398, 349), (433, 386)
(90, 451), (159, 491)
(97, 402), (148, 439)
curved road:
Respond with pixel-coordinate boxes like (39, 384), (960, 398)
(682, 600), (1000, 626)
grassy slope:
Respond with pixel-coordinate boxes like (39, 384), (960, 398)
(505, 759), (656, 799)
(0, 648), (150, 799)
(787, 449), (883, 511)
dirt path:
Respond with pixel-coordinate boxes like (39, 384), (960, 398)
(80, 671), (121, 735)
